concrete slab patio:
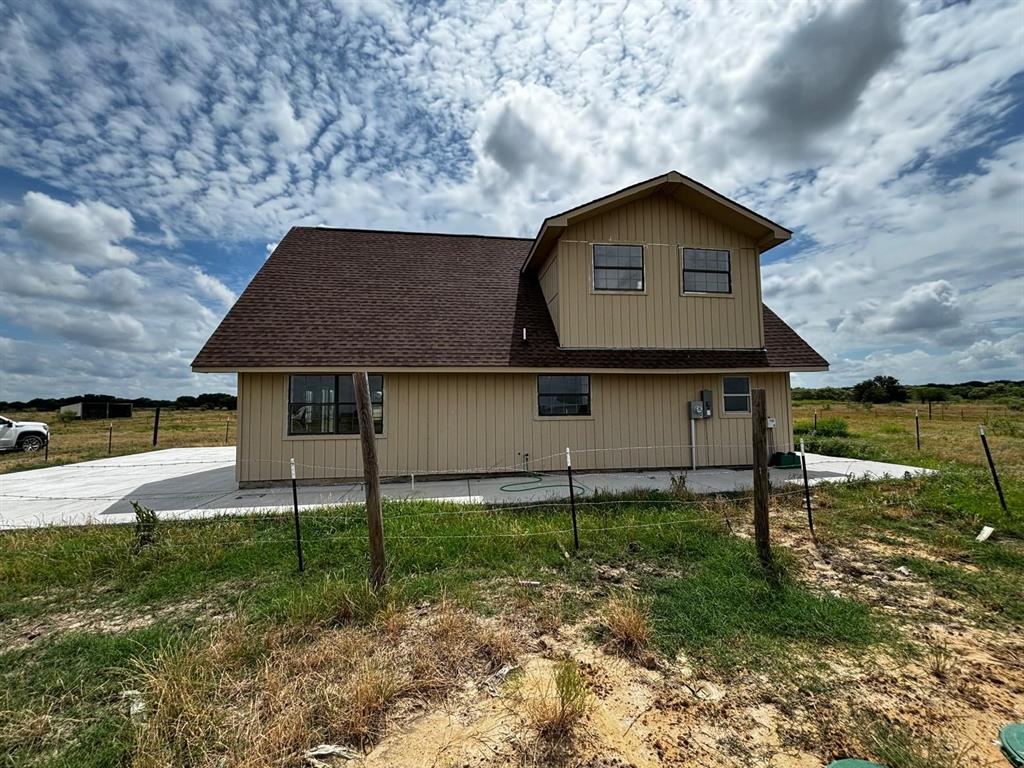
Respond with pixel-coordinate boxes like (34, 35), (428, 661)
(0, 447), (933, 529)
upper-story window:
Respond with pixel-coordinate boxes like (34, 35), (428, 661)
(593, 244), (644, 292)
(289, 374), (384, 435)
(682, 248), (731, 294)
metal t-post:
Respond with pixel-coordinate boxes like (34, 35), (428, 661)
(566, 447), (579, 552)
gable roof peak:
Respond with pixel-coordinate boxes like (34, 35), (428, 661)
(523, 170), (792, 272)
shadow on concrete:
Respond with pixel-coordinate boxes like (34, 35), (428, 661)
(100, 467), (363, 518)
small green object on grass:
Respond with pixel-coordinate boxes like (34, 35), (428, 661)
(827, 760), (887, 768)
(769, 451), (802, 468)
(1001, 723), (1024, 767)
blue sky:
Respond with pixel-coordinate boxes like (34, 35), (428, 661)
(0, 0), (1022, 399)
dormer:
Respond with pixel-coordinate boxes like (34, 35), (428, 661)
(522, 171), (791, 351)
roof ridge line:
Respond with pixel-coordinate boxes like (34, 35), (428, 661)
(295, 225), (533, 241)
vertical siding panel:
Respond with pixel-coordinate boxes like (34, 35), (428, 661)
(268, 374), (283, 480)
(247, 374), (257, 483)
(234, 373), (244, 484)
(414, 374), (427, 475)
(239, 373), (251, 483)
(256, 374), (267, 483)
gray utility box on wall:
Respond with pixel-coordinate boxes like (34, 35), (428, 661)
(689, 400), (706, 419)
(700, 389), (713, 418)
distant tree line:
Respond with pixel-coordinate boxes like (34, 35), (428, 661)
(0, 392), (237, 412)
(793, 378), (1024, 406)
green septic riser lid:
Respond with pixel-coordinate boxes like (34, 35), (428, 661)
(1002, 724), (1024, 767)
(827, 760), (887, 768)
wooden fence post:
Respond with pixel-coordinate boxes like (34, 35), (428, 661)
(752, 389), (772, 569)
(354, 372), (387, 589)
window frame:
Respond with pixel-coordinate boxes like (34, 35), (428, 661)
(680, 247), (732, 295)
(721, 375), (752, 416)
(591, 243), (646, 294)
(287, 374), (385, 437)
(536, 374), (593, 418)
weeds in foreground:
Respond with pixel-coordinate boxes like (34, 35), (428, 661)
(926, 642), (954, 681)
(858, 717), (973, 768)
(525, 660), (590, 745)
(131, 502), (159, 552)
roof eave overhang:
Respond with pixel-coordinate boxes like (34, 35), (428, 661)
(193, 364), (828, 374)
(522, 171), (792, 273)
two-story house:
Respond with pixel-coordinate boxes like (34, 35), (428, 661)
(192, 171), (827, 486)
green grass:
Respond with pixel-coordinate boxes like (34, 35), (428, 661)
(645, 535), (879, 668)
(0, 626), (183, 768)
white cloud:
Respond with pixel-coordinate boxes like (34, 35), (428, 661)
(190, 267), (236, 307)
(0, 0), (1021, 395)
(957, 333), (1024, 372)
(878, 280), (962, 333)
(20, 192), (136, 267)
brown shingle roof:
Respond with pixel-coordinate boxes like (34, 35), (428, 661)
(192, 227), (827, 371)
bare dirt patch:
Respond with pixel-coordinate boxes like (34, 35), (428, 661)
(0, 595), (226, 652)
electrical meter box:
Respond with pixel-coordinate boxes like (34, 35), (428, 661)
(688, 400), (705, 419)
(700, 389), (713, 418)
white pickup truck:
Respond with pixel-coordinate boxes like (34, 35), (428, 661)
(0, 415), (49, 452)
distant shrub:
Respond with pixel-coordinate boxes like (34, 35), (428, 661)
(794, 417), (849, 437)
(988, 416), (1022, 438)
(800, 436), (889, 462)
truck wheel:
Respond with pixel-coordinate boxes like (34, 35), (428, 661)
(18, 434), (45, 452)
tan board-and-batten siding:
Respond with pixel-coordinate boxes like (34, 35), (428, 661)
(538, 194), (764, 350)
(235, 371), (793, 485)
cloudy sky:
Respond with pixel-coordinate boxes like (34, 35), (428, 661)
(0, 0), (1021, 399)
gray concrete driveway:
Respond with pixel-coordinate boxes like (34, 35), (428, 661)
(0, 447), (932, 529)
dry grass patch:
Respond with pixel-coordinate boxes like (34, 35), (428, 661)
(132, 602), (522, 766)
(601, 595), (653, 661)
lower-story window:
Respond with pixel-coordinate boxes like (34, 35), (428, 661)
(538, 375), (591, 416)
(289, 374), (383, 435)
(722, 375), (751, 414)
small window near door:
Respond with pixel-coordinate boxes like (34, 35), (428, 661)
(682, 248), (731, 294)
(722, 376), (751, 414)
(538, 375), (591, 416)
(593, 244), (644, 291)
